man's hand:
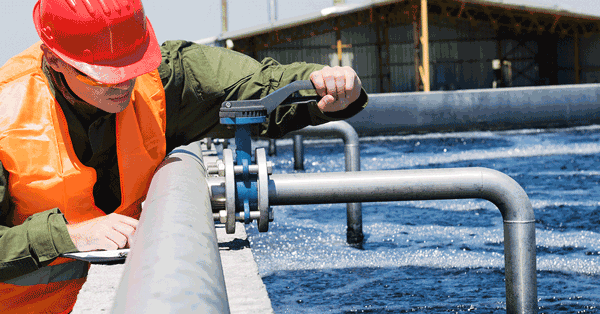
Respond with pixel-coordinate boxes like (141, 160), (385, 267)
(310, 66), (362, 112)
(66, 213), (138, 252)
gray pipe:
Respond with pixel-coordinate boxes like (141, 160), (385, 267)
(293, 134), (304, 170)
(268, 138), (277, 156)
(112, 143), (230, 314)
(292, 121), (361, 172)
(268, 167), (536, 314)
(290, 120), (363, 244)
(347, 84), (600, 135)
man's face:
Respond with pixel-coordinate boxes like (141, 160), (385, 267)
(60, 66), (137, 113)
(44, 47), (136, 113)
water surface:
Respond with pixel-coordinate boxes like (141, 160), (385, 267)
(248, 125), (600, 313)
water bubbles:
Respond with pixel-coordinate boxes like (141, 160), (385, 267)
(250, 126), (600, 313)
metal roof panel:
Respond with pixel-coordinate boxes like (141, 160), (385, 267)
(197, 0), (600, 43)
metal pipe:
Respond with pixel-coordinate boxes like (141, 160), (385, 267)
(268, 167), (536, 313)
(268, 138), (277, 156)
(346, 84), (600, 136)
(112, 143), (230, 314)
(293, 134), (304, 170)
(291, 120), (363, 244)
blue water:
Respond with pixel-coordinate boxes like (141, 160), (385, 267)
(247, 125), (600, 313)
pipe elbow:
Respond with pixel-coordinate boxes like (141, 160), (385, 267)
(330, 120), (359, 145)
(478, 167), (534, 223)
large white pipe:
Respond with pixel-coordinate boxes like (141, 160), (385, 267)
(112, 142), (230, 314)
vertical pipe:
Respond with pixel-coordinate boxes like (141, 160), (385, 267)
(504, 222), (537, 313)
(267, 0), (277, 24)
(268, 138), (277, 156)
(112, 143), (229, 314)
(383, 14), (391, 92)
(221, 0), (228, 33)
(376, 9), (384, 93)
(412, 8), (421, 91)
(335, 22), (343, 65)
(344, 138), (363, 244)
(376, 8), (390, 93)
(421, 0), (431, 92)
(575, 31), (580, 84)
(293, 134), (304, 170)
(291, 121), (363, 244)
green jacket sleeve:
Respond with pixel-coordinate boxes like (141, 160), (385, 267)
(0, 162), (78, 281)
(158, 40), (367, 152)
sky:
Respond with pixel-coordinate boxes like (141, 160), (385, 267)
(1, 0), (598, 66)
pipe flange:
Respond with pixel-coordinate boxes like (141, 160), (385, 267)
(255, 148), (270, 232)
(223, 149), (236, 234)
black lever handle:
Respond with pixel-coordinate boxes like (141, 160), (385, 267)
(219, 80), (316, 120)
(260, 80), (315, 113)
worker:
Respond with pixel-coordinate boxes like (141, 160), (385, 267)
(0, 0), (367, 312)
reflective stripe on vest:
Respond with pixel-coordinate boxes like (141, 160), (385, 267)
(4, 260), (88, 286)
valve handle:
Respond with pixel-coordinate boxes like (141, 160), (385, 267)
(260, 80), (315, 114)
(219, 80), (316, 121)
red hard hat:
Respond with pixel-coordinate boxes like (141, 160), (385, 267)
(33, 0), (162, 84)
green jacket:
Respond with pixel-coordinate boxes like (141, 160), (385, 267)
(0, 40), (367, 280)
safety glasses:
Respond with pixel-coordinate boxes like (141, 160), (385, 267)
(72, 68), (120, 88)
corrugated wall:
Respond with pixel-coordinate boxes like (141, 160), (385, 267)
(342, 25), (380, 93)
(256, 32), (335, 66)
(256, 25), (380, 92)
(251, 13), (593, 93)
(579, 33), (600, 83)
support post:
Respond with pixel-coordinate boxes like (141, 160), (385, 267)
(413, 0), (430, 91)
(420, 0), (431, 91)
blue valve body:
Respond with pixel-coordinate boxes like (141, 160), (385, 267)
(222, 118), (265, 223)
(218, 80), (313, 224)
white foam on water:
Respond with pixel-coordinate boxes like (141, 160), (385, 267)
(254, 124), (600, 148)
(362, 142), (600, 170)
(250, 204), (600, 277)
(536, 229), (600, 250)
(538, 256), (600, 275)
(248, 126), (600, 312)
(249, 218), (508, 277)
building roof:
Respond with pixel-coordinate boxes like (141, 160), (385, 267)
(482, 0), (600, 18)
(199, 0), (600, 43)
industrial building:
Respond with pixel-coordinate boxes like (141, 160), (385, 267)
(201, 0), (600, 94)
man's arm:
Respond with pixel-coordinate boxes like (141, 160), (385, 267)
(158, 40), (368, 152)
(0, 162), (79, 281)
(219, 55), (367, 139)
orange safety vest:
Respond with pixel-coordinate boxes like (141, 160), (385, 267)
(0, 42), (167, 313)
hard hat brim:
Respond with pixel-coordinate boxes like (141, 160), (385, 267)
(34, 2), (162, 85)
